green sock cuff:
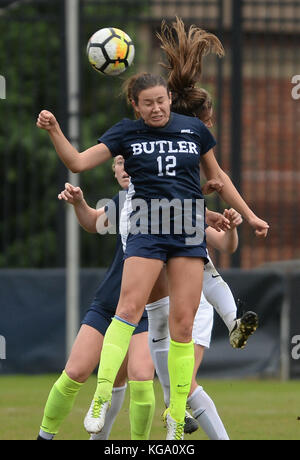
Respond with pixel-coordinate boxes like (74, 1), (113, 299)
(169, 338), (194, 348)
(56, 370), (83, 396)
(114, 315), (138, 329)
(129, 380), (154, 399)
(112, 316), (137, 331)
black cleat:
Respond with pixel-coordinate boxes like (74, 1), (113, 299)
(230, 310), (258, 349)
(184, 410), (199, 434)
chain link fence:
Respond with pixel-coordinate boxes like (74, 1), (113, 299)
(0, 0), (299, 269)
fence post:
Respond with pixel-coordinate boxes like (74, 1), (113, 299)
(0, 335), (6, 360)
(280, 276), (291, 381)
(65, 0), (81, 359)
(0, 75), (5, 99)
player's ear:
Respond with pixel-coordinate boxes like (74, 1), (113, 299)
(131, 99), (141, 119)
(168, 91), (172, 105)
(131, 99), (138, 110)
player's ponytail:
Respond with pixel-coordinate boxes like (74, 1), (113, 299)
(157, 17), (224, 117)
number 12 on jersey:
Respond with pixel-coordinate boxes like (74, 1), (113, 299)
(157, 155), (176, 177)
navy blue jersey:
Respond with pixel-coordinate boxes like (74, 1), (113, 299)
(90, 192), (147, 317)
(98, 112), (216, 204)
(90, 193), (122, 311)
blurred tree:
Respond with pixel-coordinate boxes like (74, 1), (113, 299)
(0, 0), (147, 268)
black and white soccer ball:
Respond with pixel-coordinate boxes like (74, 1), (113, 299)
(87, 27), (135, 76)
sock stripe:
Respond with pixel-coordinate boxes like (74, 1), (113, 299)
(114, 315), (138, 328)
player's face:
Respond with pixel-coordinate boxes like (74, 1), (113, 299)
(133, 86), (172, 128)
(114, 155), (130, 189)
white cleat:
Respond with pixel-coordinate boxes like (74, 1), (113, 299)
(163, 408), (184, 440)
(84, 397), (110, 434)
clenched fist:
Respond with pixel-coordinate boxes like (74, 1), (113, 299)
(36, 110), (58, 131)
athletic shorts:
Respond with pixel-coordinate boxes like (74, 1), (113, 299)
(81, 306), (148, 336)
(124, 233), (208, 263)
(192, 295), (214, 348)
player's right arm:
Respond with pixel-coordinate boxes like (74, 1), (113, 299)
(58, 182), (106, 233)
(37, 110), (112, 172)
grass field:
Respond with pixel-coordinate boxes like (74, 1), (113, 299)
(0, 375), (299, 440)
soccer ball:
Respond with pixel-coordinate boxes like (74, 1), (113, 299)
(87, 27), (135, 76)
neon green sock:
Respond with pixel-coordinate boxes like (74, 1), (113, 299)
(40, 370), (83, 435)
(168, 339), (194, 423)
(94, 317), (136, 402)
(129, 380), (155, 440)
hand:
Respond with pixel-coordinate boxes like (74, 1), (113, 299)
(202, 179), (224, 195)
(223, 208), (243, 230)
(206, 209), (231, 232)
(248, 215), (269, 238)
(58, 182), (84, 205)
(36, 110), (58, 131)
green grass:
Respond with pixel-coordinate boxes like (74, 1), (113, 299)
(0, 375), (299, 440)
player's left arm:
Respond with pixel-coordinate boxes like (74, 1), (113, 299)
(200, 149), (269, 238)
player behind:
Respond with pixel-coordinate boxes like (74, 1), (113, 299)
(37, 156), (155, 441)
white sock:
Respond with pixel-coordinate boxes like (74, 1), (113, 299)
(203, 258), (237, 333)
(146, 296), (170, 406)
(90, 384), (127, 440)
(187, 386), (229, 440)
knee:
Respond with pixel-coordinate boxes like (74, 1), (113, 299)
(117, 297), (143, 324)
(170, 316), (194, 342)
(116, 292), (144, 323)
(64, 365), (90, 384)
(128, 361), (155, 382)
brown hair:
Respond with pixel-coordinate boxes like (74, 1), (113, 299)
(123, 72), (169, 118)
(112, 154), (124, 171)
(157, 17), (224, 118)
(123, 72), (168, 105)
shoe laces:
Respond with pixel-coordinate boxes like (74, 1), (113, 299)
(174, 421), (184, 440)
(168, 414), (184, 439)
(92, 397), (104, 418)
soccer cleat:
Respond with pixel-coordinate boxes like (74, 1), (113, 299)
(184, 410), (199, 434)
(163, 408), (184, 440)
(84, 396), (110, 434)
(229, 310), (258, 349)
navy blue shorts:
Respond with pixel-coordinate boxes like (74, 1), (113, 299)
(81, 306), (148, 336)
(124, 233), (208, 263)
